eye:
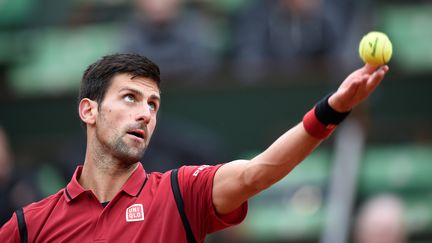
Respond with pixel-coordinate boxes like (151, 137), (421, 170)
(148, 101), (158, 111)
(124, 94), (135, 103)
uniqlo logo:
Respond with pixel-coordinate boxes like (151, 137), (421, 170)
(126, 204), (144, 222)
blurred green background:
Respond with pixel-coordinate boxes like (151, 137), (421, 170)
(1, 0), (432, 242)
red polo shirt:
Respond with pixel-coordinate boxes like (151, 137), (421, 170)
(0, 163), (247, 242)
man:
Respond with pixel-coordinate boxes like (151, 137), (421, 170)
(0, 53), (389, 242)
(354, 194), (407, 243)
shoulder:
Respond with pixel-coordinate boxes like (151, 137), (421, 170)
(149, 165), (222, 179)
(178, 164), (224, 180)
(145, 165), (224, 194)
(146, 165), (223, 189)
(0, 189), (64, 242)
(173, 164), (225, 194)
(23, 189), (64, 218)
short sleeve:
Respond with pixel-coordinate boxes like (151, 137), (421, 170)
(177, 165), (248, 239)
(0, 212), (21, 243)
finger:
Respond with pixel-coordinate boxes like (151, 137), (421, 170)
(362, 64), (380, 74)
(348, 74), (369, 101)
(366, 67), (386, 92)
(345, 77), (363, 98)
(373, 65), (389, 79)
(380, 65), (390, 74)
(361, 73), (371, 84)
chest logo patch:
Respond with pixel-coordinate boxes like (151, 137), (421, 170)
(126, 204), (144, 222)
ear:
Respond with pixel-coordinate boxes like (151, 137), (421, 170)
(78, 98), (98, 126)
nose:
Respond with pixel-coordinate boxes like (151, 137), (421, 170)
(136, 104), (152, 124)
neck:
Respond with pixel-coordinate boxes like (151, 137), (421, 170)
(79, 141), (139, 203)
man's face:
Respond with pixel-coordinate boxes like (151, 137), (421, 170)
(93, 73), (160, 165)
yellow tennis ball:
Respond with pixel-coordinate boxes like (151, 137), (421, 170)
(359, 31), (393, 65)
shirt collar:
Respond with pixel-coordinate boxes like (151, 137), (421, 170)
(64, 166), (86, 202)
(121, 162), (148, 197)
(64, 163), (148, 202)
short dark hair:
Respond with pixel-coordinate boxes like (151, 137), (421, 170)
(78, 53), (161, 127)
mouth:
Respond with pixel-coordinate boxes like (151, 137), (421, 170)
(126, 129), (145, 140)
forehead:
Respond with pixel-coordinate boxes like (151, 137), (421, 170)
(107, 73), (160, 95)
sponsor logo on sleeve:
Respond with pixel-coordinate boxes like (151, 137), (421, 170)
(193, 165), (210, 177)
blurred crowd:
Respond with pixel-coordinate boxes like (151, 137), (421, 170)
(0, 127), (42, 225)
(120, 0), (360, 84)
(0, 0), (369, 94)
(354, 194), (407, 243)
(119, 0), (357, 83)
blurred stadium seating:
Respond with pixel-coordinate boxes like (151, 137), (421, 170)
(1, 0), (432, 242)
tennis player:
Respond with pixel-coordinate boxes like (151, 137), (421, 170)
(0, 53), (388, 242)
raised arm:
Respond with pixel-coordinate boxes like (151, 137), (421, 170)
(213, 64), (389, 215)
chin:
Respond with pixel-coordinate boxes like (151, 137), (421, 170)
(118, 150), (146, 165)
(121, 151), (141, 161)
(111, 139), (146, 164)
